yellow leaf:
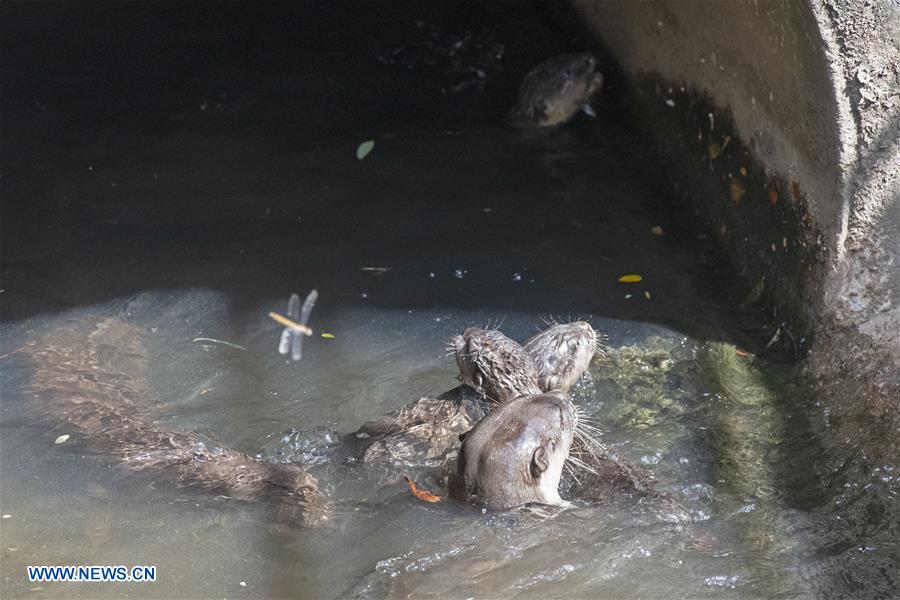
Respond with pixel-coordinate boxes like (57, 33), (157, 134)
(618, 274), (643, 283)
(321, 333), (335, 339)
(644, 291), (651, 299)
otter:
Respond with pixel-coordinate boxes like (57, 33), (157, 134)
(24, 318), (327, 527)
(524, 320), (600, 393)
(450, 391), (576, 509)
(356, 322), (597, 465)
(453, 327), (542, 403)
(508, 53), (604, 128)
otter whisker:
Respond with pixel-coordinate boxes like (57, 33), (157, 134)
(566, 454), (599, 475)
(576, 424), (605, 439)
(563, 461), (582, 485)
(573, 430), (605, 456)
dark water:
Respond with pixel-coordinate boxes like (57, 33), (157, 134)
(1, 2), (897, 598)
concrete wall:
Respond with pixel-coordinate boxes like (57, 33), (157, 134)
(571, 0), (899, 440)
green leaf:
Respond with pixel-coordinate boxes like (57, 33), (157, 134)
(356, 140), (375, 160)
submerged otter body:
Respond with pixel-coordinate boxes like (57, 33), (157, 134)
(25, 318), (327, 527)
(508, 53), (604, 128)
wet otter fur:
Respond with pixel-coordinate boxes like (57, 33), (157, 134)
(24, 318), (327, 527)
(508, 53), (604, 128)
(452, 327), (542, 403)
(357, 323), (596, 465)
(524, 320), (600, 393)
(450, 391), (576, 509)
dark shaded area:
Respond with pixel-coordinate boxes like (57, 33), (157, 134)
(2, 1), (771, 352)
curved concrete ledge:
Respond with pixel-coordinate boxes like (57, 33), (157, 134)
(571, 0), (899, 437)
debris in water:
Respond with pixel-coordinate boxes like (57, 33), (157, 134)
(54, 434), (70, 445)
(708, 142), (722, 160)
(618, 274), (643, 283)
(651, 225), (663, 236)
(644, 291), (652, 299)
(361, 266), (392, 275)
(274, 290), (318, 361)
(791, 180), (802, 200)
(739, 166), (747, 177)
(403, 476), (442, 503)
(192, 338), (247, 351)
(321, 333), (335, 339)
(740, 277), (765, 307)
(454, 269), (467, 279)
(768, 184), (779, 205)
(728, 177), (746, 204)
(1, 514), (10, 519)
(735, 348), (751, 358)
(356, 140), (375, 160)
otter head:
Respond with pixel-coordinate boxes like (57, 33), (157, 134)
(449, 392), (575, 509)
(524, 321), (599, 393)
(451, 327), (541, 403)
(509, 53), (604, 127)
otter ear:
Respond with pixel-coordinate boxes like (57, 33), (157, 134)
(458, 429), (471, 443)
(473, 372), (483, 389)
(530, 446), (550, 479)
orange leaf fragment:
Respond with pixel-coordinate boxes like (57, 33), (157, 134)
(735, 349), (751, 358)
(403, 476), (442, 503)
(618, 274), (643, 283)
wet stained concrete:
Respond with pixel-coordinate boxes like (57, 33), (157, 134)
(1, 2), (897, 599)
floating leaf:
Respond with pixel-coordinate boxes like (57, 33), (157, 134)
(650, 225), (663, 236)
(356, 140), (375, 160)
(321, 332), (335, 339)
(618, 274), (642, 283)
(54, 434), (70, 445)
(644, 291), (652, 299)
(707, 142), (721, 160)
(735, 348), (751, 358)
(739, 166), (747, 176)
(729, 177), (746, 204)
(403, 476), (442, 503)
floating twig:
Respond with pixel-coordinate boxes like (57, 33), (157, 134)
(191, 338), (247, 351)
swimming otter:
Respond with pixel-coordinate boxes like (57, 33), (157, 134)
(524, 320), (600, 393)
(450, 391), (576, 509)
(24, 318), (327, 527)
(453, 327), (542, 403)
(508, 53), (604, 128)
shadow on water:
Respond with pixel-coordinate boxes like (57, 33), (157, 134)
(1, 1), (897, 598)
